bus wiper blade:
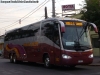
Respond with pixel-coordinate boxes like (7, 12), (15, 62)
(79, 45), (91, 49)
(74, 41), (90, 51)
(74, 22), (87, 43)
(74, 41), (82, 51)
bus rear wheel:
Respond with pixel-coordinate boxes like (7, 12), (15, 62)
(66, 65), (76, 68)
(70, 65), (76, 68)
(13, 54), (17, 63)
(44, 55), (51, 68)
(10, 54), (13, 63)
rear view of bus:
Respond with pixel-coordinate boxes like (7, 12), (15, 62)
(60, 19), (98, 66)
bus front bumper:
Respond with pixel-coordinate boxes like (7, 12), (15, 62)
(61, 56), (93, 66)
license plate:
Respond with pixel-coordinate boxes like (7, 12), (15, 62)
(78, 60), (83, 63)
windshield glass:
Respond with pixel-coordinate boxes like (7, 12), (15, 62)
(61, 21), (91, 50)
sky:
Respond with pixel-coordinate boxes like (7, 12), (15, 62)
(0, 0), (84, 35)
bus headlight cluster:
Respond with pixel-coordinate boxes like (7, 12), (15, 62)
(62, 54), (72, 59)
(88, 54), (93, 58)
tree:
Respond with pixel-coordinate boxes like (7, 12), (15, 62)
(81, 0), (100, 28)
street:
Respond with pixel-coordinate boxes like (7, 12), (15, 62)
(0, 58), (100, 75)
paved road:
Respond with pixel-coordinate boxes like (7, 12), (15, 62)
(0, 58), (100, 75)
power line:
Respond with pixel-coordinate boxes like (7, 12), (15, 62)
(20, 0), (49, 20)
(37, 15), (45, 21)
(0, 0), (50, 30)
(56, 0), (61, 5)
(4, 0), (47, 29)
(21, 0), (50, 22)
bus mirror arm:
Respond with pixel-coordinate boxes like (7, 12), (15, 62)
(86, 22), (98, 33)
(59, 21), (65, 33)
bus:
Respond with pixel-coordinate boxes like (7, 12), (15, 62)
(4, 17), (98, 68)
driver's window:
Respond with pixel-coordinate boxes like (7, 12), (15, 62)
(53, 22), (60, 46)
(41, 21), (54, 41)
(41, 20), (60, 46)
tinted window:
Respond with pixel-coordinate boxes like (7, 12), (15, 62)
(5, 22), (40, 41)
(41, 20), (60, 46)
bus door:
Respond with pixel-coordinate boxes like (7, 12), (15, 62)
(53, 21), (66, 65)
(53, 21), (62, 65)
(39, 20), (57, 64)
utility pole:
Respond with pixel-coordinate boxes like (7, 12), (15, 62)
(45, 7), (48, 19)
(52, 0), (56, 17)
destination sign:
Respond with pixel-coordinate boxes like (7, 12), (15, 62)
(65, 22), (83, 26)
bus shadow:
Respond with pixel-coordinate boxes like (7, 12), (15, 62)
(52, 66), (89, 71)
(8, 61), (89, 71)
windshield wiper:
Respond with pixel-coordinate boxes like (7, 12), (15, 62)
(73, 22), (88, 51)
(74, 41), (81, 51)
(79, 45), (91, 49)
(74, 22), (87, 42)
(74, 41), (91, 51)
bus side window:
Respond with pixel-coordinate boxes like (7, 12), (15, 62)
(26, 23), (40, 37)
(34, 28), (40, 36)
(5, 35), (10, 41)
(41, 21), (53, 40)
(4, 36), (8, 41)
(41, 22), (47, 36)
(41, 20), (60, 46)
(7, 33), (14, 41)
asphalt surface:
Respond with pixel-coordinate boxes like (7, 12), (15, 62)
(0, 57), (100, 75)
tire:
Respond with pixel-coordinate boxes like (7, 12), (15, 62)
(44, 55), (51, 68)
(69, 65), (76, 68)
(13, 54), (17, 63)
(10, 54), (13, 63)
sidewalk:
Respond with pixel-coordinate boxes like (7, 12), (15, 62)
(89, 57), (100, 66)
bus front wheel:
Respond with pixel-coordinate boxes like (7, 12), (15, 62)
(44, 55), (51, 68)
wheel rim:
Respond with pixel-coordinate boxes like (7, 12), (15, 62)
(10, 55), (13, 62)
(13, 55), (16, 63)
(45, 57), (50, 67)
(13, 57), (16, 63)
(10, 55), (12, 59)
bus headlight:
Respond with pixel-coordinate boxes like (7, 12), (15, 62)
(62, 54), (72, 59)
(89, 54), (93, 58)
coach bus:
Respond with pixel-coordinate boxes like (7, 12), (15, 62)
(4, 17), (98, 68)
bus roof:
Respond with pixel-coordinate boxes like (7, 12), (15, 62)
(5, 17), (86, 35)
(43, 17), (86, 22)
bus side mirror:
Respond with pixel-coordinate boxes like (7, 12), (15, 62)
(89, 23), (98, 33)
(59, 21), (65, 33)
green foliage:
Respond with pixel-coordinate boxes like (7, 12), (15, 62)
(81, 0), (100, 27)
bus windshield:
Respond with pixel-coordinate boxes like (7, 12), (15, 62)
(61, 22), (91, 50)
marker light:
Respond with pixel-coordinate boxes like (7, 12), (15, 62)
(24, 54), (26, 55)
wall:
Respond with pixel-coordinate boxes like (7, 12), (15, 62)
(90, 31), (100, 57)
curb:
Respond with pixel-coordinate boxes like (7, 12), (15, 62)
(82, 64), (100, 66)
(88, 64), (100, 66)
